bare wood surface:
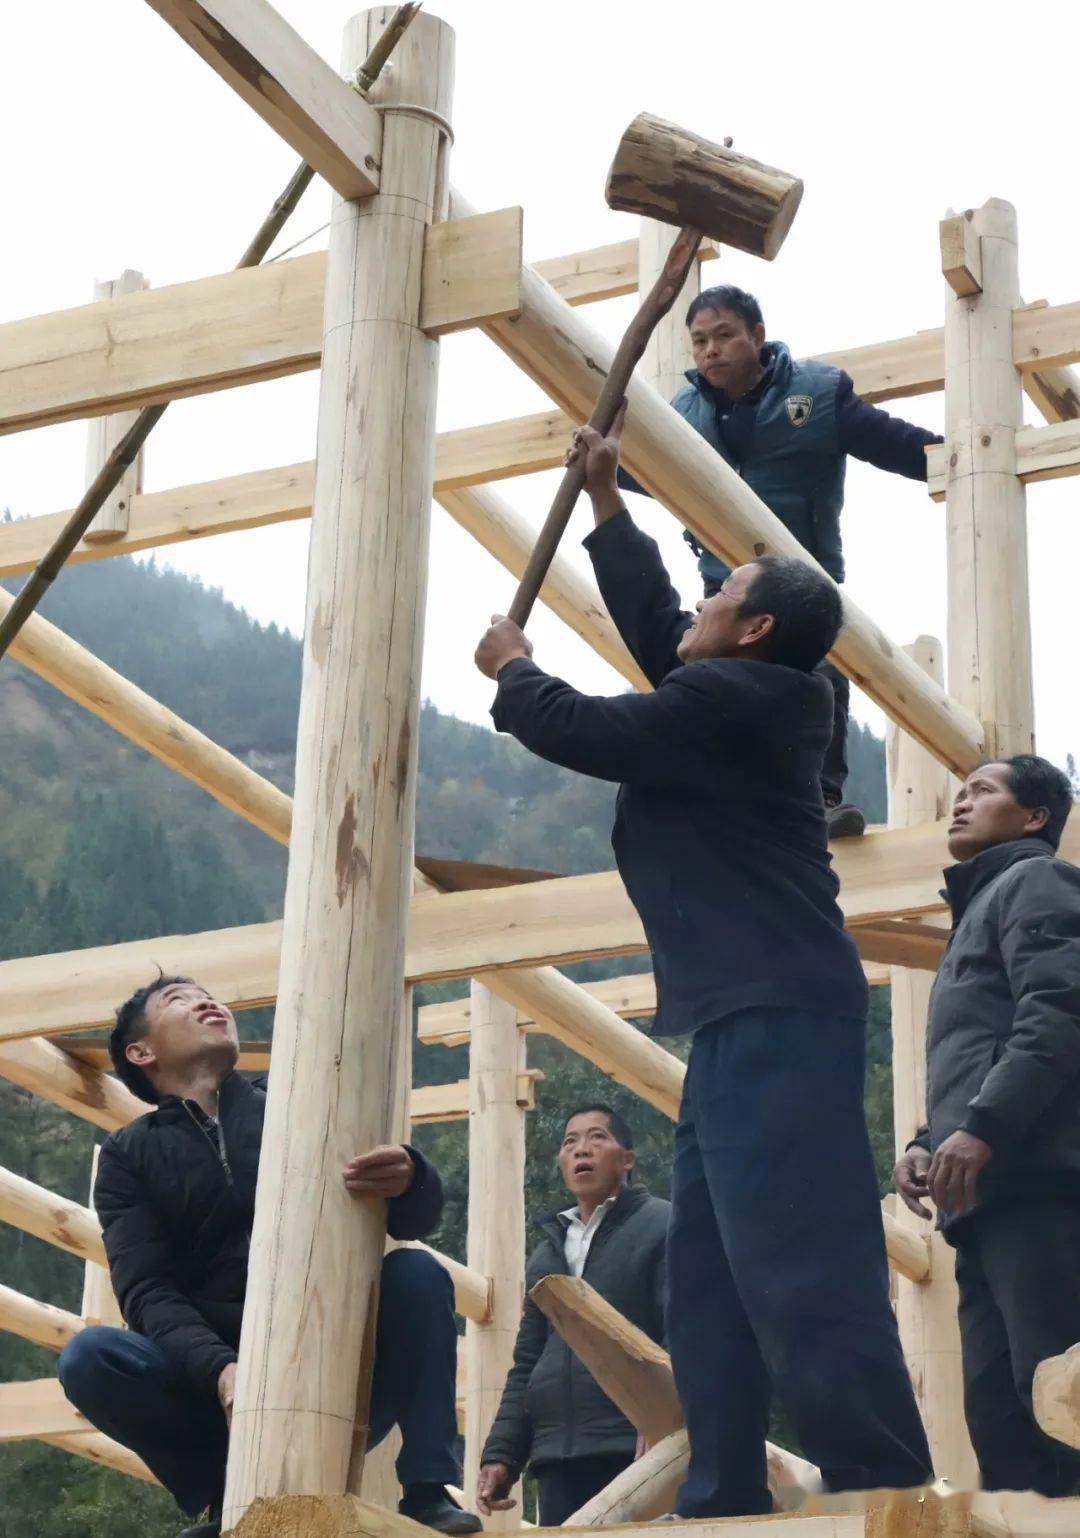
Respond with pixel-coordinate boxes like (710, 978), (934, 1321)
(41, 1429), (156, 1483)
(606, 113), (802, 259)
(940, 214), (982, 298)
(530, 233), (718, 306)
(80, 1144), (124, 1327)
(944, 199), (1033, 759)
(0, 1378), (92, 1440)
(464, 985), (526, 1523)
(927, 415), (1080, 498)
(507, 225), (703, 628)
(530, 1274), (683, 1445)
(141, 0), (382, 199)
(83, 271), (148, 541)
(0, 1282), (84, 1353)
(1033, 1343), (1080, 1451)
(0, 1163), (106, 1265)
(421, 207), (522, 336)
(639, 219), (700, 401)
(0, 1034), (146, 1130)
(223, 13), (454, 1518)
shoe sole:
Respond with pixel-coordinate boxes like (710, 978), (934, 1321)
(828, 809), (866, 839)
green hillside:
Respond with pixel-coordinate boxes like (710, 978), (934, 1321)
(0, 547), (889, 1534)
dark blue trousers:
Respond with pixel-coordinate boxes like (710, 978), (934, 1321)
(58, 1248), (460, 1519)
(667, 1008), (932, 1518)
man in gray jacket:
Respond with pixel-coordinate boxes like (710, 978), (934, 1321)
(893, 755), (1080, 1496)
(476, 1104), (669, 1525)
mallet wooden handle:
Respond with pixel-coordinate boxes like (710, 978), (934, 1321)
(507, 224), (703, 630)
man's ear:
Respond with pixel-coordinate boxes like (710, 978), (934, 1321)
(751, 322), (766, 350)
(622, 1147), (637, 1177)
(738, 612), (775, 650)
(1024, 805), (1051, 837)
(126, 1039), (156, 1071)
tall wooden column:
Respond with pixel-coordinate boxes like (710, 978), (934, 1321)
(464, 982), (526, 1528)
(638, 219), (699, 400)
(943, 200), (1034, 755)
(84, 269), (147, 542)
(80, 1145), (123, 1328)
(887, 637), (976, 1486)
(223, 10), (454, 1526)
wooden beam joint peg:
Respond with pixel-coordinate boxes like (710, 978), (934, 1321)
(940, 212), (983, 298)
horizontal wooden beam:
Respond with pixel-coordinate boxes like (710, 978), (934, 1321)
(142, 0), (382, 200)
(1034, 1342), (1080, 1451)
(927, 416), (1080, 500)
(0, 1165), (106, 1265)
(0, 1377), (93, 1441)
(421, 208), (522, 337)
(0, 1034), (147, 1131)
(0, 1282), (84, 1354)
(407, 1244), (492, 1326)
(42, 1428), (156, 1483)
(518, 230), (720, 307)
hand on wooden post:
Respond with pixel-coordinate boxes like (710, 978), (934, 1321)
(892, 1146), (933, 1220)
(342, 1144), (416, 1199)
(476, 1460), (517, 1516)
(217, 1361), (237, 1426)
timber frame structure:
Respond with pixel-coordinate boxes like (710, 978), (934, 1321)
(2, 5), (1080, 1537)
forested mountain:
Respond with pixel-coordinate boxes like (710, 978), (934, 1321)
(0, 548), (889, 1535)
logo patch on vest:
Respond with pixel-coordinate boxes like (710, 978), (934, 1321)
(785, 394), (813, 426)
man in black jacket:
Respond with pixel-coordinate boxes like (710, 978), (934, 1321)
(894, 755), (1080, 1496)
(475, 1104), (669, 1524)
(57, 975), (480, 1538)
(619, 282), (944, 839)
(474, 415), (932, 1517)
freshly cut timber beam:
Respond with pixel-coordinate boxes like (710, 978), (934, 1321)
(850, 920), (947, 972)
(0, 1034), (146, 1130)
(411, 1071), (541, 1123)
(881, 1209), (931, 1284)
(0, 1282), (84, 1353)
(927, 416), (1080, 499)
(0, 1165), (106, 1265)
(437, 484), (650, 691)
(530, 1275), (683, 1445)
(0, 1378), (92, 1440)
(571, 1429), (690, 1525)
(42, 1429), (156, 1483)
(405, 1244), (492, 1326)
(480, 965), (682, 1118)
(421, 207), (522, 336)
(1034, 1343), (1080, 1450)
(529, 233), (718, 307)
(940, 212), (982, 298)
(223, 15), (454, 1515)
(84, 270), (148, 541)
(81, 1145), (124, 1328)
(453, 188), (984, 776)
(141, 0), (382, 200)
(0, 588), (293, 843)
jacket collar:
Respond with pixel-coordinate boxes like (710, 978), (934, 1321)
(685, 340), (793, 405)
(942, 837), (1053, 921)
(539, 1182), (648, 1250)
(154, 1067), (249, 1123)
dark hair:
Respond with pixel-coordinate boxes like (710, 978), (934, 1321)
(992, 754), (1075, 850)
(686, 283), (763, 334)
(737, 555), (843, 672)
(562, 1102), (634, 1152)
(109, 973), (193, 1104)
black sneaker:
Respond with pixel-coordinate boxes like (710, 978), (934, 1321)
(399, 1486), (483, 1535)
(825, 799), (866, 839)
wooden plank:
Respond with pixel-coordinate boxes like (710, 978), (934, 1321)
(927, 416), (1080, 500)
(529, 234), (719, 307)
(421, 207), (522, 336)
(0, 1378), (91, 1441)
(0, 1034), (147, 1131)
(0, 1283), (84, 1354)
(41, 1429), (156, 1483)
(84, 270), (148, 540)
(141, 0), (382, 199)
(1015, 298), (1080, 374)
(940, 212), (982, 298)
(0, 1165), (106, 1265)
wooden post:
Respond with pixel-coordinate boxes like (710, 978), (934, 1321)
(222, 9), (454, 1525)
(80, 1145), (124, 1328)
(464, 982), (525, 1528)
(638, 219), (699, 402)
(943, 201), (1034, 756)
(887, 636), (976, 1488)
(83, 270), (148, 542)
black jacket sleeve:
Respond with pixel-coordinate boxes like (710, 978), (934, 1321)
(94, 1139), (237, 1392)
(387, 1146), (444, 1240)
(479, 1283), (548, 1474)
(908, 1125), (931, 1154)
(492, 655), (740, 786)
(582, 510), (693, 687)
(835, 373), (942, 481)
(962, 861), (1080, 1147)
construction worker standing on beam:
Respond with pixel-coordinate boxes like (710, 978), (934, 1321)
(619, 283), (942, 839)
(474, 409), (933, 1519)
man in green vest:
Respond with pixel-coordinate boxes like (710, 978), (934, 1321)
(620, 283), (942, 839)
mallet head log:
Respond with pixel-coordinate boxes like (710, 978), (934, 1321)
(606, 112), (803, 261)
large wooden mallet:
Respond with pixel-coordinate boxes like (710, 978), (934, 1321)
(506, 113), (803, 629)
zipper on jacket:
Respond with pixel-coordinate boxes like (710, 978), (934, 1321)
(182, 1100), (235, 1188)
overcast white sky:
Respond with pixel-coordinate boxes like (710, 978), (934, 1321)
(1, 1), (1077, 768)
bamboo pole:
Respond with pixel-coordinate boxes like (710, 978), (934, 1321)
(223, 11), (455, 1522)
(464, 984), (526, 1526)
(83, 270), (148, 542)
(887, 638), (975, 1486)
(942, 201), (1034, 757)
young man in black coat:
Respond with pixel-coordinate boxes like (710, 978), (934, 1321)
(894, 756), (1080, 1496)
(474, 413), (932, 1518)
(475, 1104), (669, 1524)
(57, 975), (480, 1538)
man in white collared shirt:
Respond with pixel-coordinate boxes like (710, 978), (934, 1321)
(477, 1104), (670, 1525)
